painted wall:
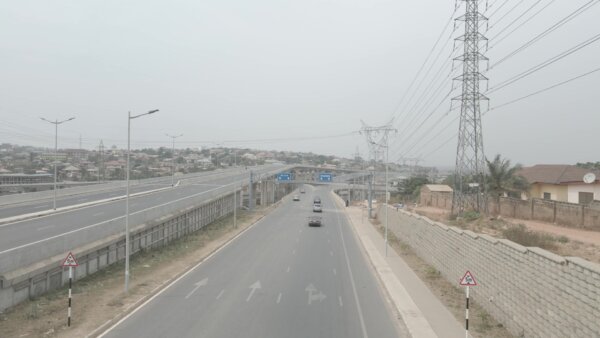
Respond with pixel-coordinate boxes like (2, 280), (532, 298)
(567, 183), (600, 203)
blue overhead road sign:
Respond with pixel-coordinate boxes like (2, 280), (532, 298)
(277, 173), (292, 182)
(319, 173), (332, 182)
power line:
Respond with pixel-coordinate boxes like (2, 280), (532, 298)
(487, 32), (600, 93)
(389, 4), (460, 122)
(490, 0), (599, 68)
(489, 0), (557, 48)
(487, 0), (543, 41)
(488, 0), (525, 29)
(490, 66), (600, 110)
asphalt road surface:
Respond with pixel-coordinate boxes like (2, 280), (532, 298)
(0, 167), (266, 219)
(0, 166), (284, 270)
(100, 186), (405, 338)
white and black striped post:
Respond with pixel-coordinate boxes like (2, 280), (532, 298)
(62, 251), (78, 328)
(465, 285), (470, 338)
(459, 270), (477, 338)
(68, 266), (73, 327)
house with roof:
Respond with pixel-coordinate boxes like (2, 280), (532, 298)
(420, 184), (453, 208)
(517, 164), (600, 204)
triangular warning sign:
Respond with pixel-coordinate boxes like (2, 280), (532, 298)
(459, 271), (477, 286)
(61, 252), (79, 267)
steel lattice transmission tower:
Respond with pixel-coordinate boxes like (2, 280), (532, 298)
(451, 0), (489, 216)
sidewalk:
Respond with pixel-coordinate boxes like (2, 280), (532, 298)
(334, 195), (466, 338)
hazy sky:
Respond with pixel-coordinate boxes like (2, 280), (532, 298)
(1, 0), (598, 167)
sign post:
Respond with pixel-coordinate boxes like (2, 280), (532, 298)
(459, 271), (477, 338)
(62, 252), (79, 327)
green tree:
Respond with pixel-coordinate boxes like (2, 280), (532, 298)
(485, 154), (529, 200)
(398, 176), (430, 201)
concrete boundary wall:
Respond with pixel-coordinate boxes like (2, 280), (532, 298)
(0, 181), (294, 312)
(381, 206), (600, 338)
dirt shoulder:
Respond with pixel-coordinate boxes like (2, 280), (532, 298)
(413, 205), (600, 265)
(0, 207), (275, 338)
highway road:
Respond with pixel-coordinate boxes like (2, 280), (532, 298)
(99, 186), (405, 338)
(0, 165), (287, 273)
(0, 167), (267, 219)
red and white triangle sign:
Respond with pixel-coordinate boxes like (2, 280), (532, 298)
(459, 271), (477, 286)
(62, 252), (79, 267)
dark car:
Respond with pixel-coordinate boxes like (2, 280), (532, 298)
(300, 189), (306, 194)
(313, 197), (321, 204)
(308, 216), (322, 227)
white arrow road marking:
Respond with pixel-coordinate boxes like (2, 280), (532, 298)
(216, 289), (224, 300)
(185, 278), (208, 299)
(246, 281), (261, 302)
(276, 293), (282, 304)
(305, 283), (326, 305)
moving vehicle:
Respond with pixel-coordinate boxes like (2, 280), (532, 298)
(293, 195), (300, 201)
(313, 196), (321, 205)
(300, 188), (306, 193)
(308, 216), (322, 227)
(312, 204), (322, 213)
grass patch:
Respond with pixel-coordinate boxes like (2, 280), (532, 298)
(502, 224), (558, 250)
(462, 211), (481, 222)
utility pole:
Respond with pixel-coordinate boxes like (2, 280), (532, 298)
(451, 0), (489, 216)
(125, 109), (159, 293)
(165, 133), (183, 187)
(98, 140), (104, 183)
(40, 117), (75, 210)
(249, 170), (254, 211)
(360, 121), (397, 218)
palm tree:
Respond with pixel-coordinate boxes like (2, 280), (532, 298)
(486, 154), (529, 200)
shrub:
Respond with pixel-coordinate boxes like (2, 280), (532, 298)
(502, 224), (557, 251)
(462, 211), (481, 222)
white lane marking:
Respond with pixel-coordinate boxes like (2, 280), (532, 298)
(335, 204), (369, 338)
(93, 212), (104, 217)
(216, 289), (225, 300)
(333, 268), (337, 276)
(0, 183), (238, 255)
(78, 198), (88, 202)
(37, 225), (54, 231)
(339, 296), (343, 307)
(286, 266), (290, 273)
(276, 293), (282, 304)
(95, 208), (268, 337)
(246, 281), (261, 302)
(184, 278), (208, 299)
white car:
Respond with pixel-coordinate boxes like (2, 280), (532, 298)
(293, 195), (300, 201)
(313, 204), (322, 213)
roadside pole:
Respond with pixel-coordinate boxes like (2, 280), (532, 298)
(233, 183), (237, 229)
(459, 271), (477, 338)
(61, 252), (78, 327)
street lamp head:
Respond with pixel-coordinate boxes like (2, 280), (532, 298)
(148, 109), (159, 114)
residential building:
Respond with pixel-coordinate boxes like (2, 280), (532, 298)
(517, 164), (600, 204)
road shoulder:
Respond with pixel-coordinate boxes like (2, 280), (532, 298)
(332, 193), (466, 338)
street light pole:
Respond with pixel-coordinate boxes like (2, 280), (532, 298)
(40, 117), (75, 210)
(165, 133), (183, 188)
(125, 109), (158, 293)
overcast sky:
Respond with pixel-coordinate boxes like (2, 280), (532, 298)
(0, 0), (598, 167)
